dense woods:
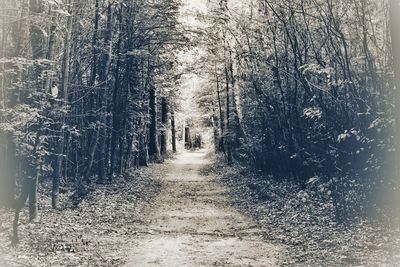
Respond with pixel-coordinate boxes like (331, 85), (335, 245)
(197, 0), (399, 221)
(0, 0), (185, 243)
(1, 0), (400, 260)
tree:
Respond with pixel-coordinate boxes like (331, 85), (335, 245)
(390, 0), (400, 180)
(53, 0), (73, 209)
(197, 0), (393, 221)
(1, 0), (186, 245)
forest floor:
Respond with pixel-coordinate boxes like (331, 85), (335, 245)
(0, 163), (163, 266)
(208, 157), (400, 266)
(1, 150), (400, 266)
(0, 150), (285, 267)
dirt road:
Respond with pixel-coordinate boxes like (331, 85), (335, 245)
(126, 150), (284, 267)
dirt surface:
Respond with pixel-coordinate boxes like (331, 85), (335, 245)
(126, 150), (284, 267)
(0, 150), (285, 266)
(213, 160), (400, 266)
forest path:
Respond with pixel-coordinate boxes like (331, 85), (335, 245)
(126, 150), (283, 266)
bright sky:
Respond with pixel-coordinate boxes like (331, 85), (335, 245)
(179, 0), (208, 27)
(177, 0), (208, 121)
(180, 0), (208, 15)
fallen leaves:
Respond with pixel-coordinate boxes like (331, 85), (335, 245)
(209, 161), (400, 266)
(0, 164), (163, 266)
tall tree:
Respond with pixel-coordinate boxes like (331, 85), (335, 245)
(390, 0), (400, 179)
(53, 0), (74, 209)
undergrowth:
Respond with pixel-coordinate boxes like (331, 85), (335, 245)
(207, 155), (400, 266)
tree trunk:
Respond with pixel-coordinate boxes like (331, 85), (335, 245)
(12, 182), (28, 245)
(148, 84), (160, 160)
(139, 130), (149, 166)
(12, 148), (40, 245)
(0, 9), (11, 207)
(227, 48), (242, 148)
(185, 127), (191, 149)
(28, 173), (38, 222)
(390, 0), (400, 180)
(81, 129), (99, 191)
(160, 97), (168, 155)
(215, 70), (225, 153)
(224, 52), (232, 165)
(171, 110), (177, 152)
(28, 1), (43, 221)
(16, 0), (30, 57)
(45, 8), (56, 93)
(0, 135), (16, 207)
(109, 6), (123, 180)
(53, 0), (73, 209)
(97, 3), (113, 184)
(82, 0), (100, 185)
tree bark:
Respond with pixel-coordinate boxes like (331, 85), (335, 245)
(390, 0), (400, 180)
(97, 3), (113, 184)
(171, 110), (177, 152)
(138, 129), (149, 166)
(53, 0), (73, 209)
(45, 8), (56, 93)
(109, 5), (123, 180)
(215, 69), (225, 153)
(0, 136), (16, 207)
(148, 83), (160, 160)
(224, 44), (232, 165)
(28, 173), (38, 222)
(160, 97), (168, 155)
(82, 0), (100, 186)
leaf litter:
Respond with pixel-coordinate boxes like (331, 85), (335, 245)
(0, 164), (164, 267)
(206, 159), (400, 266)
